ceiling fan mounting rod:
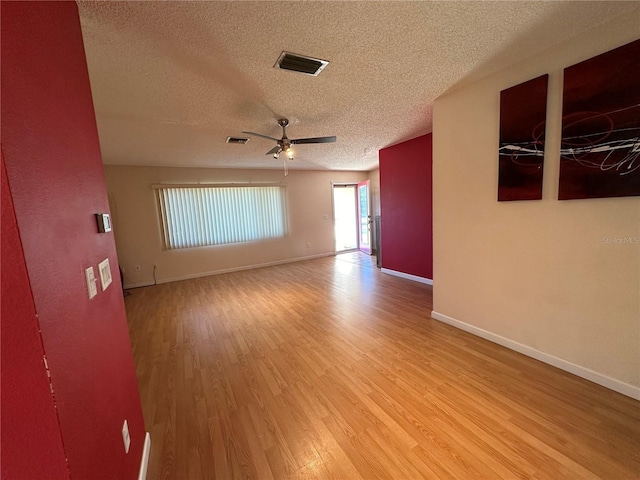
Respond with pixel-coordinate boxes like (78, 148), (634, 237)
(278, 118), (289, 140)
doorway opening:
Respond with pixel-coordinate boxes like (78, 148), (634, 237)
(332, 184), (358, 252)
(332, 181), (373, 254)
(357, 179), (372, 255)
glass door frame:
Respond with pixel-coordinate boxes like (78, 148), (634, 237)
(331, 182), (359, 253)
(357, 180), (372, 255)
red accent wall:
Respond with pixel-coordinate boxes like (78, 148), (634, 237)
(1, 3), (145, 479)
(379, 133), (433, 279)
(1, 153), (70, 479)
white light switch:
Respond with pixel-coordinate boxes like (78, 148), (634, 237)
(85, 267), (97, 299)
(122, 419), (130, 454)
(98, 258), (112, 291)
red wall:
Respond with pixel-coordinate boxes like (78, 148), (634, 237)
(379, 133), (433, 280)
(1, 154), (70, 479)
(1, 3), (145, 479)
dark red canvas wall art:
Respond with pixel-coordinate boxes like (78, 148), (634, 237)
(559, 39), (640, 200)
(498, 75), (549, 201)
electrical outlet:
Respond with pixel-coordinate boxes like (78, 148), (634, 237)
(122, 420), (130, 454)
(98, 258), (112, 291)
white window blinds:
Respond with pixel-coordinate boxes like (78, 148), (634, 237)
(156, 185), (288, 249)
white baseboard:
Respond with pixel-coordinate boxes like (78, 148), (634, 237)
(154, 252), (335, 286)
(123, 281), (155, 290)
(138, 432), (151, 480)
(381, 268), (433, 285)
(430, 311), (640, 400)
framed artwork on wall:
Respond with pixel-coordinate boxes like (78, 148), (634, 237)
(558, 39), (640, 200)
(498, 74), (549, 201)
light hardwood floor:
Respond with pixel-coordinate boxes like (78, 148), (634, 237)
(125, 253), (640, 479)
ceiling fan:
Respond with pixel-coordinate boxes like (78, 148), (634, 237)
(243, 118), (336, 174)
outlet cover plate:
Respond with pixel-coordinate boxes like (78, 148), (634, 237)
(98, 258), (112, 291)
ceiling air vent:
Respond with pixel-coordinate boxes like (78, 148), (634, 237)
(226, 136), (249, 145)
(275, 52), (329, 76)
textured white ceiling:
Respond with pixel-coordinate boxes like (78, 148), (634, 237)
(77, 1), (639, 172)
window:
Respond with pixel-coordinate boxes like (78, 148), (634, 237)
(156, 184), (288, 250)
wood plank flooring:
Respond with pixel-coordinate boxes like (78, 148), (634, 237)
(125, 253), (640, 479)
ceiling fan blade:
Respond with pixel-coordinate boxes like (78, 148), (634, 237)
(291, 136), (337, 145)
(265, 146), (281, 156)
(242, 131), (280, 142)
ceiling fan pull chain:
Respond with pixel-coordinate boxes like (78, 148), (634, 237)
(283, 157), (289, 176)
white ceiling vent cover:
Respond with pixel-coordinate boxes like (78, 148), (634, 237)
(275, 52), (329, 76)
(226, 137), (249, 144)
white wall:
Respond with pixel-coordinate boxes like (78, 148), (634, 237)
(432, 12), (640, 398)
(105, 166), (367, 287)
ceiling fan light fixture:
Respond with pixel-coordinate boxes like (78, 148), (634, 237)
(275, 52), (329, 76)
(242, 118), (336, 175)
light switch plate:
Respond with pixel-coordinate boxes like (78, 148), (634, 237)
(85, 267), (97, 299)
(122, 419), (130, 454)
(98, 258), (112, 291)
